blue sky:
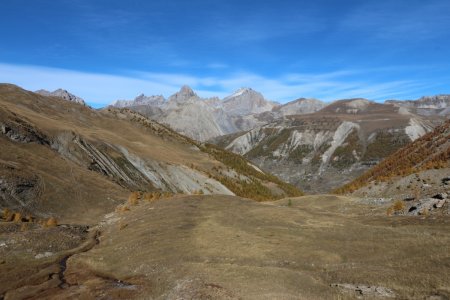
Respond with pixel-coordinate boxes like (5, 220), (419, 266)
(0, 0), (449, 107)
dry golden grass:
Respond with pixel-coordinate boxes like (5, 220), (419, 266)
(162, 192), (173, 198)
(387, 200), (406, 215)
(420, 207), (430, 216)
(118, 221), (128, 230)
(2, 208), (10, 219)
(66, 194), (450, 299)
(142, 192), (154, 201)
(12, 213), (22, 223)
(192, 189), (204, 195)
(2, 208), (14, 222)
(115, 205), (130, 213)
(1, 210), (34, 223)
(127, 192), (140, 206)
(45, 217), (58, 228)
(20, 223), (29, 231)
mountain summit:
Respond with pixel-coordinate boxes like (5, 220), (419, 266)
(223, 87), (277, 116)
(35, 88), (86, 105)
(272, 98), (327, 116)
(112, 94), (165, 108)
(168, 85), (197, 103)
(110, 86), (281, 141)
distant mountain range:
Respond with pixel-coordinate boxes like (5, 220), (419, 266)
(386, 95), (450, 118)
(110, 86), (326, 141)
(109, 86), (449, 142)
(37, 85), (450, 193)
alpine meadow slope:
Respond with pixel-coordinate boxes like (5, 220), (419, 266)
(0, 84), (301, 223)
(1, 84), (449, 300)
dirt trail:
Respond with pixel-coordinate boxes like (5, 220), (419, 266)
(1, 227), (99, 300)
(58, 195), (450, 299)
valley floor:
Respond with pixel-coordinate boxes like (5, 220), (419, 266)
(1, 194), (449, 299)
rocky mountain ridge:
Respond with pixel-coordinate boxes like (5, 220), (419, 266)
(110, 86), (327, 141)
(272, 97), (327, 116)
(386, 94), (450, 117)
(110, 87), (449, 143)
(35, 88), (86, 105)
(212, 99), (437, 193)
(112, 94), (165, 108)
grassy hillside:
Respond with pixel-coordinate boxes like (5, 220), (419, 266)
(199, 143), (303, 200)
(334, 119), (450, 194)
(106, 107), (302, 200)
(0, 84), (302, 223)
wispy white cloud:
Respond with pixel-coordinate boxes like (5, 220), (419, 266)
(0, 63), (182, 106)
(202, 8), (327, 45)
(339, 1), (450, 42)
(0, 62), (441, 108)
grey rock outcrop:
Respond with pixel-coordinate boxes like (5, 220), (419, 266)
(112, 94), (164, 108)
(36, 89), (86, 105)
(386, 94), (450, 117)
(222, 88), (277, 116)
(272, 98), (327, 116)
(168, 85), (197, 104)
(110, 86), (281, 141)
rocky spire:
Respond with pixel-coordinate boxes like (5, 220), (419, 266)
(168, 85), (197, 103)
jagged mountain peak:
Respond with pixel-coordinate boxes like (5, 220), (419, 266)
(222, 87), (276, 116)
(229, 87), (255, 97)
(179, 85), (195, 95)
(224, 87), (262, 101)
(168, 85), (198, 103)
(112, 93), (165, 108)
(135, 93), (164, 102)
(35, 88), (86, 105)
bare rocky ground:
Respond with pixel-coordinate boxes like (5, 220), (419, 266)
(1, 194), (449, 299)
(353, 168), (450, 217)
